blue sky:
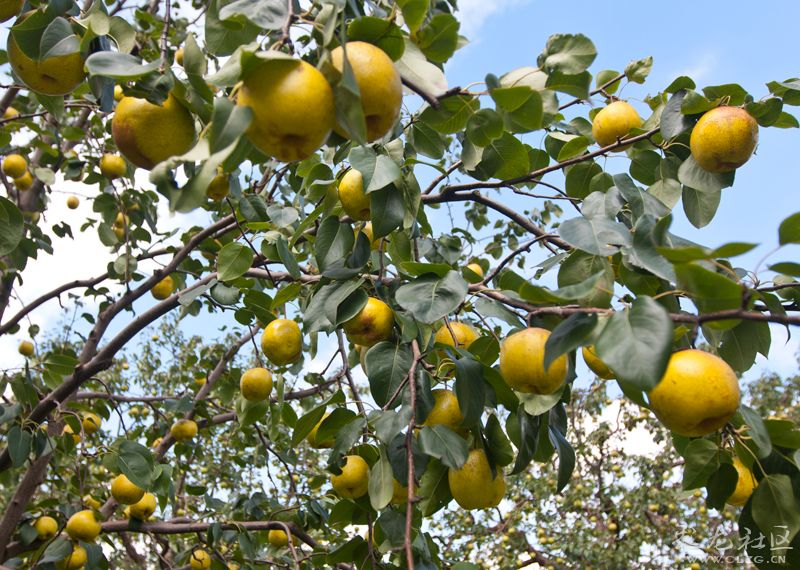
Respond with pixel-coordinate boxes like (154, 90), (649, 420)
(4, 0), (800, 390)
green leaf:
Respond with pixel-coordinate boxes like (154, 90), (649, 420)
(681, 439), (720, 489)
(675, 263), (742, 318)
(537, 33), (597, 74)
(703, 84), (749, 106)
(418, 425), (468, 469)
(740, 405), (773, 459)
(368, 451), (395, 511)
(369, 185), (404, 238)
(209, 97), (252, 154)
(365, 342), (413, 408)
(680, 90), (717, 114)
(518, 391), (563, 417)
(397, 0), (428, 33)
(520, 271), (604, 304)
(314, 216), (355, 273)
(475, 132), (530, 180)
(544, 313), (598, 370)
(347, 17), (405, 61)
(661, 90), (695, 140)
(396, 38), (448, 99)
(595, 296), (673, 391)
(544, 70), (592, 99)
(85, 52), (161, 79)
(292, 405), (326, 447)
(217, 242), (253, 282)
(682, 186), (721, 229)
(39, 539), (73, 564)
(549, 427), (575, 493)
(466, 109), (504, 146)
(348, 147), (403, 193)
(414, 13), (460, 63)
(219, 0), (288, 29)
(558, 217), (631, 256)
(565, 162), (602, 199)
(706, 463), (738, 509)
(778, 212), (800, 245)
(453, 357), (485, 427)
(8, 426), (31, 467)
(0, 197), (24, 256)
(333, 51), (366, 144)
(751, 475), (800, 546)
(625, 56), (653, 83)
(395, 271), (468, 324)
(419, 95), (479, 134)
(276, 237), (301, 280)
(118, 440), (155, 489)
(485, 414), (514, 467)
(719, 321), (771, 373)
(410, 122), (447, 159)
(399, 262), (452, 278)
(769, 262), (800, 277)
(205, 0), (260, 56)
(678, 156), (735, 194)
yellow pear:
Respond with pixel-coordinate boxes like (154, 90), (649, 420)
(448, 448), (505, 510)
(57, 545), (87, 570)
(99, 154), (126, 179)
(206, 172), (230, 201)
(268, 529), (289, 547)
(170, 419), (198, 442)
(342, 297), (394, 347)
(434, 321), (479, 350)
(175, 47), (184, 67)
(13, 170), (33, 190)
(189, 549), (211, 570)
(307, 413), (334, 448)
(2, 153), (27, 178)
(592, 101), (642, 148)
(111, 473), (145, 505)
(112, 95), (196, 169)
(65, 509), (101, 542)
(62, 424), (81, 444)
(390, 478), (419, 505)
(358, 222), (381, 250)
(66, 195), (79, 209)
(82, 494), (102, 510)
(690, 106), (758, 173)
(338, 168), (370, 221)
(114, 84), (124, 101)
(7, 15), (85, 95)
(129, 492), (157, 519)
(34, 515), (58, 539)
(582, 345), (615, 380)
(150, 275), (175, 300)
(331, 41), (402, 141)
(81, 412), (101, 435)
(331, 455), (370, 499)
(648, 349), (740, 437)
(0, 0), (23, 23)
(18, 340), (34, 357)
(237, 59), (335, 162)
(240, 367), (273, 401)
(3, 106), (19, 119)
(726, 457), (757, 507)
(423, 389), (464, 431)
(465, 262), (484, 283)
(261, 318), (302, 365)
(499, 327), (567, 394)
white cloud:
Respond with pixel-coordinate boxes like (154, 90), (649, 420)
(671, 51), (717, 84)
(456, 0), (532, 38)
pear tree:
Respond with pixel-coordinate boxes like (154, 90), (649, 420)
(1, 1), (800, 569)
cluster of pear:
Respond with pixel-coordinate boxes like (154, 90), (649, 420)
(2, 153), (33, 190)
(592, 99), (758, 173)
